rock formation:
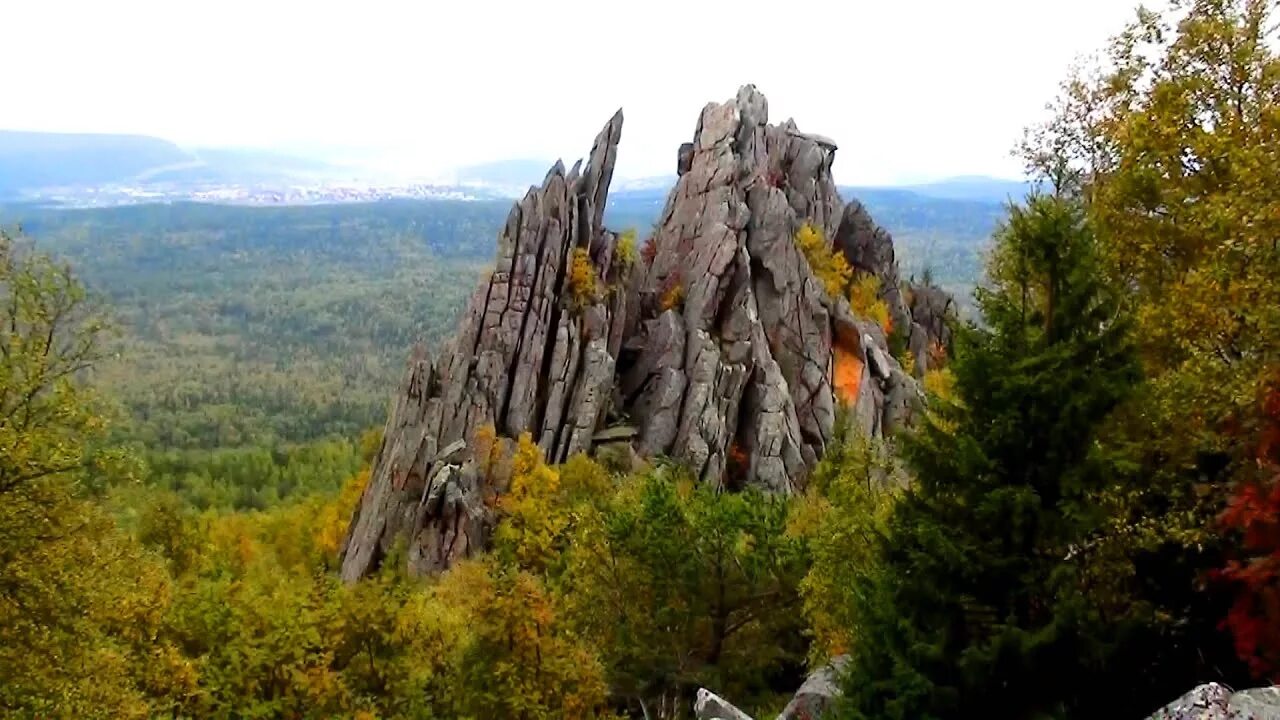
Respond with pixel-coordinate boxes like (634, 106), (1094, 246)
(1146, 683), (1280, 719)
(775, 656), (848, 720)
(693, 657), (847, 720)
(339, 85), (951, 580)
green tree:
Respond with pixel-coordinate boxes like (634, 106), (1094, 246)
(841, 195), (1140, 719)
(1023, 0), (1280, 686)
(563, 464), (809, 717)
(0, 230), (194, 717)
(797, 428), (902, 666)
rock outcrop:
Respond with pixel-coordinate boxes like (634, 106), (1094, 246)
(340, 86), (944, 580)
(694, 689), (755, 720)
(776, 656), (848, 720)
(693, 657), (848, 720)
(1147, 683), (1280, 719)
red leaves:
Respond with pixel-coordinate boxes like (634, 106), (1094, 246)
(641, 235), (659, 264)
(1218, 370), (1280, 681)
(725, 441), (749, 488)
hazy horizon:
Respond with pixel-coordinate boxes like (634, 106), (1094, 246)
(6, 0), (1150, 184)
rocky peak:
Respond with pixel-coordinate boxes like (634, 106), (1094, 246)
(339, 86), (952, 580)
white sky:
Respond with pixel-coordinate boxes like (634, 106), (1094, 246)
(4, 0), (1143, 184)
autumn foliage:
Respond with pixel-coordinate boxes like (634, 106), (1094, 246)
(793, 224), (893, 334)
(566, 248), (597, 312)
(640, 234), (659, 264)
(794, 223), (851, 299)
(1218, 373), (1280, 681)
(847, 273), (892, 335)
(615, 229), (638, 270)
(658, 270), (685, 312)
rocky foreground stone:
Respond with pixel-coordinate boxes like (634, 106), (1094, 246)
(1146, 683), (1280, 720)
(691, 676), (1280, 720)
(692, 657), (844, 719)
(339, 85), (951, 580)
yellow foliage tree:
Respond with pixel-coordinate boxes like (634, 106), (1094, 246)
(615, 229), (638, 270)
(440, 559), (610, 720)
(847, 273), (892, 335)
(314, 468), (371, 562)
(798, 433), (902, 664)
(0, 231), (196, 717)
(567, 248), (597, 312)
(794, 223), (852, 299)
(922, 367), (956, 401)
(495, 433), (569, 573)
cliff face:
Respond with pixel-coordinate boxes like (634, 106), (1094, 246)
(340, 86), (950, 580)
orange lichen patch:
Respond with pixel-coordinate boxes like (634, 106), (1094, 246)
(833, 344), (864, 405)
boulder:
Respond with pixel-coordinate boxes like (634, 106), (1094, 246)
(1147, 683), (1280, 719)
(678, 142), (695, 176)
(776, 656), (848, 720)
(695, 689), (755, 720)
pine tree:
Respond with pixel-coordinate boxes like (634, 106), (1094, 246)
(842, 194), (1140, 719)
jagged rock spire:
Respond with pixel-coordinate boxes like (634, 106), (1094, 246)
(340, 87), (943, 580)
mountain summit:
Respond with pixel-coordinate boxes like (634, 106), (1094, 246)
(340, 85), (954, 580)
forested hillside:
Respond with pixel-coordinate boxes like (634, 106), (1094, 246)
(3, 201), (496, 448)
(0, 188), (995, 457)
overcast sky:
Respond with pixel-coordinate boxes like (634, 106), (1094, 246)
(5, 0), (1144, 184)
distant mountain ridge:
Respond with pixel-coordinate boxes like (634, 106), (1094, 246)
(0, 130), (344, 199)
(885, 175), (1037, 204)
(0, 131), (192, 193)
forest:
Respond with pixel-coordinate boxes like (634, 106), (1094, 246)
(3, 1), (1279, 718)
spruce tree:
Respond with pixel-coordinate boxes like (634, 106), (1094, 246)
(842, 194), (1140, 719)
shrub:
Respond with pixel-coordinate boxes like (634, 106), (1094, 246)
(725, 441), (750, 488)
(566, 248), (596, 312)
(794, 223), (852, 299)
(798, 432), (901, 664)
(659, 271), (685, 312)
(927, 338), (948, 369)
(922, 367), (955, 401)
(641, 235), (659, 264)
(1217, 374), (1280, 680)
(900, 347), (916, 377)
(848, 273), (892, 336)
(615, 229), (638, 270)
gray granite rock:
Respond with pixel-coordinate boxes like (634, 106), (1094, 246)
(341, 86), (952, 579)
(1147, 683), (1280, 719)
(777, 656), (848, 720)
(695, 688), (755, 720)
(339, 111), (628, 581)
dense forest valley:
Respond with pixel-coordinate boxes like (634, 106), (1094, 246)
(0, 189), (995, 511)
(4, 1), (1280, 718)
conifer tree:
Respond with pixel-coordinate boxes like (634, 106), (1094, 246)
(843, 194), (1140, 719)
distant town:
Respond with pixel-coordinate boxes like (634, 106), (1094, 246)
(12, 180), (502, 208)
